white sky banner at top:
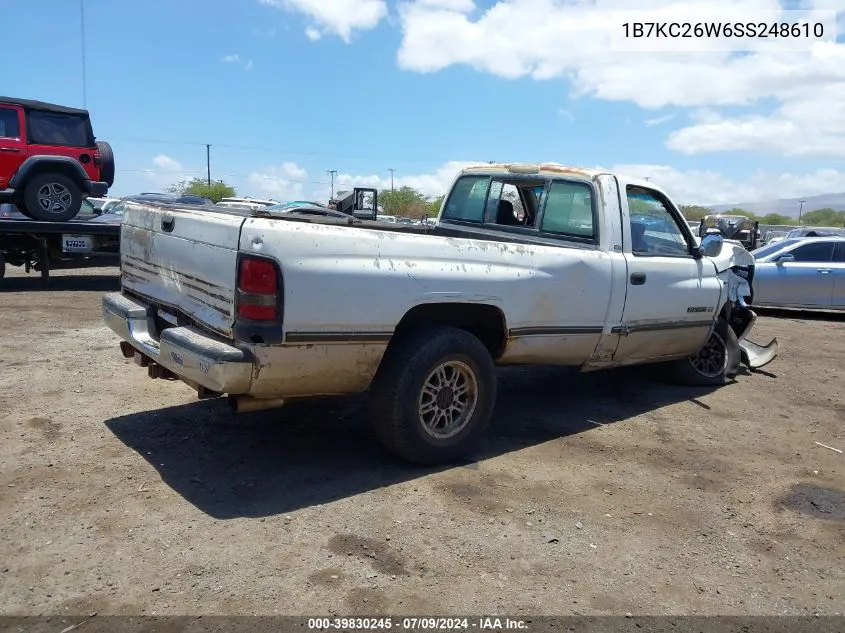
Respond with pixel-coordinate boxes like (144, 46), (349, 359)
(608, 8), (838, 53)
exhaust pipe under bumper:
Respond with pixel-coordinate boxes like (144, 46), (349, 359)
(229, 396), (286, 413)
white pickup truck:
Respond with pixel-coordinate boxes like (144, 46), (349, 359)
(102, 163), (778, 464)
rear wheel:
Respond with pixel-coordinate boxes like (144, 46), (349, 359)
(369, 325), (497, 465)
(22, 173), (83, 222)
(673, 317), (740, 386)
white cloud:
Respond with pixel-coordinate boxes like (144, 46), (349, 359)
(645, 113), (676, 127)
(248, 162), (310, 200)
(305, 27), (321, 41)
(395, 0), (845, 158)
(327, 161), (485, 201)
(152, 154), (184, 172)
(259, 0), (387, 42)
(324, 160), (845, 207)
(557, 108), (574, 122)
(221, 53), (254, 71)
(132, 154), (199, 192)
(607, 163), (845, 206)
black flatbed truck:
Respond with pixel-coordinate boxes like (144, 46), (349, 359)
(0, 218), (120, 282)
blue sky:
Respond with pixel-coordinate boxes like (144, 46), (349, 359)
(2, 0), (844, 207)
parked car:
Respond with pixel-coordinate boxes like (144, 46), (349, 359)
(761, 230), (788, 246)
(698, 214), (760, 250)
(750, 237), (845, 311)
(785, 226), (845, 239)
(87, 196), (122, 214)
(102, 162), (777, 464)
(86, 193), (215, 226)
(0, 96), (114, 221)
(215, 197), (279, 211)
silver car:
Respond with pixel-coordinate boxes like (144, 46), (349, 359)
(750, 237), (845, 311)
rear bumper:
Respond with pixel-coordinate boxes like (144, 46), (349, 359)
(86, 181), (108, 197)
(102, 292), (253, 394)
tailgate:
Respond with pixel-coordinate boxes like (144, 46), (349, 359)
(119, 201), (248, 337)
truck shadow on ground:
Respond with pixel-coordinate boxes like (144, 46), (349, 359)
(755, 307), (845, 323)
(0, 273), (119, 293)
(105, 364), (720, 520)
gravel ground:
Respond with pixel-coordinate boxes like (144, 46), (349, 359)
(0, 266), (843, 617)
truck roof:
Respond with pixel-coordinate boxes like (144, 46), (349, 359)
(461, 163), (603, 180)
(459, 163), (666, 192)
(0, 96), (89, 116)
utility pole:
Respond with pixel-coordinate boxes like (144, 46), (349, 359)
(799, 199), (806, 223)
(388, 168), (395, 192)
(80, 0), (87, 108)
(326, 170), (338, 199)
(206, 145), (212, 186)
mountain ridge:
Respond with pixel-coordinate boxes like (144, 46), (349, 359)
(705, 192), (845, 218)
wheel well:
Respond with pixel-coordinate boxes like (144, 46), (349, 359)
(393, 303), (508, 358)
(721, 300), (754, 339)
(17, 161), (86, 189)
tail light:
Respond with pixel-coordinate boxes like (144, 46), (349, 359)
(236, 256), (280, 321)
(93, 149), (102, 166)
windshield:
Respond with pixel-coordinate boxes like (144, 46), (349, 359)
(751, 239), (801, 260)
(108, 201), (128, 216)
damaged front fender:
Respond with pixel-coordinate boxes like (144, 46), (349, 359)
(709, 243), (779, 370)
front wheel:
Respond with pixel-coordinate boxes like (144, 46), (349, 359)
(673, 317), (741, 386)
(369, 325), (498, 465)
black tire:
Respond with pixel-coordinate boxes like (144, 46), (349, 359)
(14, 204), (33, 219)
(369, 325), (498, 465)
(22, 173), (83, 222)
(0, 253), (5, 280)
(96, 141), (115, 187)
(672, 317), (741, 386)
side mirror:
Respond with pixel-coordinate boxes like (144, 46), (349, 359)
(700, 234), (724, 258)
(776, 253), (795, 264)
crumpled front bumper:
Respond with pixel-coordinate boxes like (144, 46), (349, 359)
(102, 292), (253, 394)
(732, 297), (779, 370)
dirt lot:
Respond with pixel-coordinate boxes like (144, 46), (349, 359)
(0, 266), (843, 617)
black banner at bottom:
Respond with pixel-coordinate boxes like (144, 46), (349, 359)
(0, 616), (843, 633)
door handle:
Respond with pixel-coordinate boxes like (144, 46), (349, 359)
(161, 216), (175, 232)
(0, 147), (21, 152)
(817, 268), (832, 274)
(630, 272), (647, 285)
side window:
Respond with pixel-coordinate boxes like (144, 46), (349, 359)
(540, 180), (595, 239)
(0, 107), (20, 138)
(626, 187), (689, 256)
(835, 242), (845, 263)
(789, 242), (835, 262)
(441, 175), (489, 223)
(27, 111), (91, 146)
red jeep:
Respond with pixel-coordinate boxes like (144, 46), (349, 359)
(0, 97), (115, 222)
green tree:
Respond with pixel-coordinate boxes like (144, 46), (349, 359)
(679, 205), (711, 221)
(801, 208), (845, 227)
(379, 186), (437, 218)
(758, 213), (797, 225)
(425, 195), (444, 217)
(168, 178), (236, 203)
(722, 207), (757, 220)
